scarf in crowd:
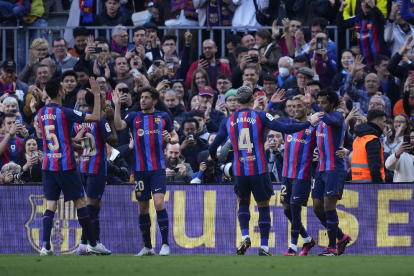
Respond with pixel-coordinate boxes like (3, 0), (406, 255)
(0, 77), (17, 95)
(80, 0), (93, 24)
(171, 0), (197, 20)
(111, 40), (127, 55)
(206, 0), (231, 26)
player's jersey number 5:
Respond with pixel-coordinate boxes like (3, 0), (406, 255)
(45, 125), (59, 150)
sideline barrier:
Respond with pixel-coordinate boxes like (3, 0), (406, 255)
(0, 183), (413, 255)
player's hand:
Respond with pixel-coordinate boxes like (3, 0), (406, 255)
(165, 168), (176, 177)
(87, 77), (100, 97)
(104, 108), (115, 121)
(199, 162), (207, 172)
(112, 88), (121, 106)
(310, 112), (324, 125)
(335, 147), (349, 159)
(129, 132), (134, 149)
(72, 128), (87, 143)
(162, 130), (172, 143)
(270, 88), (286, 104)
(176, 163), (187, 177)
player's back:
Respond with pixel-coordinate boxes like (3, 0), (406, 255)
(226, 108), (267, 176)
(38, 103), (85, 171)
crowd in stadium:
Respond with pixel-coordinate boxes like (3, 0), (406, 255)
(1, 0), (414, 185)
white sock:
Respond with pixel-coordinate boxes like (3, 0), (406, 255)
(302, 236), (312, 244)
(261, 245), (269, 252)
(290, 244), (297, 252)
(242, 235), (249, 241)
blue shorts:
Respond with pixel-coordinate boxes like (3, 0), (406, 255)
(42, 169), (85, 202)
(312, 170), (346, 200)
(280, 177), (311, 205)
(81, 173), (107, 199)
(234, 173), (274, 203)
(134, 170), (166, 200)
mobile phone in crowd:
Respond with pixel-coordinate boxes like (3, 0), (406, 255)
(94, 47), (103, 53)
(250, 56), (259, 63)
(131, 69), (141, 78)
(167, 58), (174, 69)
(316, 37), (324, 50)
(32, 151), (39, 164)
(404, 135), (411, 144)
(267, 134), (275, 143)
(353, 102), (361, 114)
(120, 87), (129, 94)
(409, 71), (414, 82)
(199, 54), (207, 60)
(258, 92), (265, 105)
(188, 132), (194, 141)
(217, 95), (225, 107)
(173, 167), (180, 172)
(154, 61), (161, 67)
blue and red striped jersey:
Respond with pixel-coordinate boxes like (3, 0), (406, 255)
(0, 137), (23, 168)
(38, 103), (86, 171)
(72, 113), (112, 175)
(311, 103), (347, 172)
(280, 119), (316, 181)
(124, 110), (173, 172)
(209, 108), (313, 177)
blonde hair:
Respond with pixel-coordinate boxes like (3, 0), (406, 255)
(30, 38), (50, 51)
(292, 95), (305, 101)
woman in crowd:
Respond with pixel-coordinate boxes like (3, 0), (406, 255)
(189, 68), (211, 101)
(383, 114), (411, 155)
(331, 49), (356, 92)
(17, 137), (43, 182)
(172, 80), (187, 106)
(18, 38), (50, 86)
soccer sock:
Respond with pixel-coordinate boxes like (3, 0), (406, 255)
(284, 208), (309, 239)
(316, 212), (328, 228)
(316, 211), (344, 240)
(290, 204), (301, 248)
(337, 227), (345, 241)
(139, 213), (152, 249)
(156, 209), (169, 245)
(94, 208), (101, 243)
(326, 209), (339, 249)
(258, 206), (271, 251)
(238, 203), (250, 239)
(77, 207), (97, 247)
(42, 210), (55, 250)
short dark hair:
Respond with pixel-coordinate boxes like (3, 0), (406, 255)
(341, 49), (356, 59)
(182, 117), (199, 130)
(242, 66), (258, 75)
(74, 65), (89, 75)
(189, 109), (205, 118)
(263, 74), (277, 83)
(73, 26), (89, 38)
(310, 17), (327, 31)
(133, 26), (146, 36)
(85, 91), (94, 107)
(161, 35), (177, 45)
(45, 78), (63, 99)
(52, 37), (67, 47)
(3, 113), (17, 121)
(115, 55), (128, 64)
(234, 46), (249, 59)
(62, 70), (78, 81)
(317, 88), (339, 108)
(374, 55), (390, 67)
(141, 86), (159, 101)
(217, 73), (231, 81)
(367, 109), (386, 122)
(248, 48), (260, 55)
(306, 81), (323, 90)
(293, 56), (308, 64)
(225, 34), (241, 47)
(36, 64), (50, 73)
(95, 37), (110, 49)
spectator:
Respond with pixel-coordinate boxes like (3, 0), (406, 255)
(165, 143), (193, 183)
(0, 60), (28, 106)
(277, 18), (302, 57)
(74, 66), (90, 87)
(87, 41), (113, 78)
(92, 0), (132, 37)
(149, 2), (166, 28)
(337, 0), (390, 67)
(232, 46), (249, 71)
(0, 161), (26, 184)
(61, 70), (80, 109)
(188, 94), (199, 111)
(0, 0), (29, 24)
(164, 89), (187, 126)
(255, 29), (282, 74)
(110, 26), (129, 55)
(400, 76), (414, 119)
(264, 129), (284, 182)
(351, 109), (386, 183)
(225, 34), (242, 68)
(131, 26), (159, 69)
(0, 113), (24, 167)
(232, 48), (268, 89)
(232, 0), (267, 28)
(2, 97), (19, 114)
(374, 55), (400, 107)
(18, 38), (50, 86)
(216, 73), (232, 95)
(273, 56), (294, 88)
(17, 137), (42, 182)
(197, 86), (225, 133)
(68, 27), (89, 58)
(285, 67), (314, 98)
(50, 38), (79, 73)
(293, 0), (330, 26)
(385, 1), (414, 57)
(345, 55), (392, 117)
(189, 109), (210, 143)
(281, 55), (308, 91)
(343, 0), (388, 19)
(40, 58), (60, 79)
(385, 128), (414, 182)
(224, 89), (238, 117)
(186, 39), (232, 89)
(188, 68), (211, 102)
(262, 75), (279, 100)
(171, 80), (187, 106)
(113, 56), (133, 88)
(383, 113), (411, 155)
(307, 81), (323, 96)
(331, 49), (356, 92)
(161, 33), (193, 81)
(179, 117), (209, 172)
(241, 34), (256, 50)
(242, 66), (262, 91)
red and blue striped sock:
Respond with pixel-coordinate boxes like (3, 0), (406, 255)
(77, 207), (97, 247)
(42, 210), (55, 250)
(139, 213), (152, 249)
(326, 209), (339, 249)
(258, 206), (271, 248)
(238, 204), (250, 237)
(156, 209), (169, 245)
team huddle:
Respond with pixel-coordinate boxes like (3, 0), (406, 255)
(38, 76), (351, 257)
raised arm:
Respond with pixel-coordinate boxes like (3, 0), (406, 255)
(403, 77), (413, 117)
(401, 0), (414, 25)
(208, 119), (229, 159)
(112, 88), (128, 131)
(83, 77), (101, 123)
(104, 109), (119, 148)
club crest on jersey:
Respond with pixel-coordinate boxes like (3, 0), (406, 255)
(137, 129), (144, 136)
(26, 194), (81, 254)
(305, 129), (312, 135)
(322, 122), (326, 128)
(287, 135), (293, 142)
(105, 123), (111, 132)
(155, 118), (161, 124)
(266, 113), (274, 121)
(73, 110), (83, 116)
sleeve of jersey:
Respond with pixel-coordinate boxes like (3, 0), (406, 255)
(264, 112), (310, 133)
(208, 118), (229, 159)
(63, 108), (86, 123)
(163, 113), (174, 133)
(99, 118), (112, 139)
(311, 103), (342, 127)
(123, 112), (136, 128)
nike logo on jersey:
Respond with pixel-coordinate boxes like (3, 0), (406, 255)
(327, 191), (333, 194)
(155, 188), (162, 191)
(293, 197), (300, 199)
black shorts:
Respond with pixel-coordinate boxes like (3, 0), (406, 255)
(234, 173), (274, 203)
(280, 177), (311, 205)
(81, 173), (107, 199)
(134, 170), (167, 200)
(312, 171), (346, 200)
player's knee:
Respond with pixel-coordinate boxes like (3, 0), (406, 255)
(312, 204), (324, 215)
(153, 200), (165, 211)
(46, 201), (58, 213)
(87, 197), (101, 207)
(256, 200), (269, 208)
(323, 196), (337, 211)
(73, 197), (87, 209)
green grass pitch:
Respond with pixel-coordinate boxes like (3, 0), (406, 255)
(1, 254), (413, 276)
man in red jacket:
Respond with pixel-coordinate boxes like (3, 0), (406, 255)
(186, 39), (231, 89)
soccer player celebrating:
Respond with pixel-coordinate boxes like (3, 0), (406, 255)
(303, 87), (352, 256)
(38, 77), (111, 256)
(209, 86), (322, 256)
(276, 94), (317, 256)
(113, 86), (179, 256)
(73, 91), (119, 255)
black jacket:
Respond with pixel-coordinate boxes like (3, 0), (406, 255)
(378, 76), (400, 108)
(179, 136), (209, 172)
(92, 11), (133, 37)
(354, 122), (384, 183)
